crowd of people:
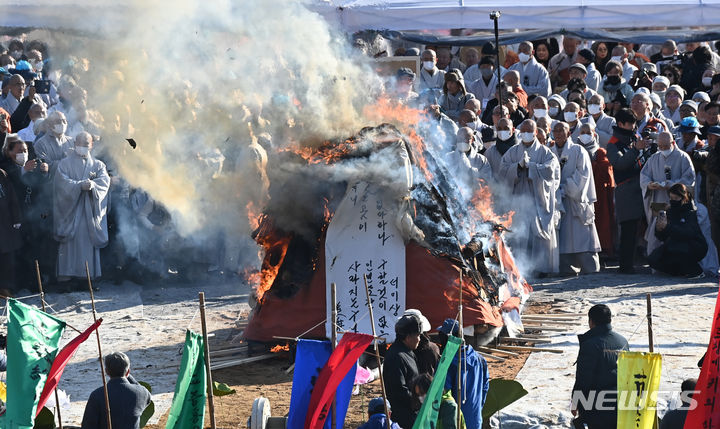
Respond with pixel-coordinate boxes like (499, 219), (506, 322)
(389, 37), (720, 278)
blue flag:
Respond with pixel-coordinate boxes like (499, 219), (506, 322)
(287, 339), (356, 429)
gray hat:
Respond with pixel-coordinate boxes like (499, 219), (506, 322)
(548, 93), (567, 111)
(668, 84), (686, 99)
(692, 91), (711, 103)
(569, 63), (587, 75)
(649, 92), (662, 109)
(642, 62), (657, 74)
(681, 99), (698, 112)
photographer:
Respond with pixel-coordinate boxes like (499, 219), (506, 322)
(648, 183), (707, 278)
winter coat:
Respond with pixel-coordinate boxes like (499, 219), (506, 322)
(606, 127), (645, 222)
(655, 201), (708, 261)
(0, 168), (22, 253)
(383, 341), (419, 429)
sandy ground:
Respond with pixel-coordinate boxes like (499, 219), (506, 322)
(1, 269), (715, 428)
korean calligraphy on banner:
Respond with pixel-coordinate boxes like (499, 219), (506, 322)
(616, 351), (662, 429)
(684, 284), (720, 429)
(325, 181), (406, 342)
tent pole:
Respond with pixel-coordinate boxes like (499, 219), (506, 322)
(199, 292), (217, 429)
(491, 11), (502, 106)
(363, 274), (392, 429)
(85, 261), (112, 429)
(36, 261), (63, 429)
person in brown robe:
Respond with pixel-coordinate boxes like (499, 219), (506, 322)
(592, 147), (616, 259)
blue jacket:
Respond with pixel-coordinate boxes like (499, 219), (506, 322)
(358, 413), (401, 429)
(445, 346), (489, 429)
(81, 375), (151, 429)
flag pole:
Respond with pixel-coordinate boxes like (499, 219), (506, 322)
(199, 292), (217, 429)
(35, 261), (63, 429)
(647, 293), (659, 428)
(457, 269), (464, 429)
(330, 282), (337, 429)
(363, 274), (392, 429)
(85, 261), (112, 429)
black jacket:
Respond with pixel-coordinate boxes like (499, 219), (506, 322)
(383, 341), (419, 429)
(655, 201), (708, 261)
(81, 375), (151, 429)
(573, 323), (629, 418)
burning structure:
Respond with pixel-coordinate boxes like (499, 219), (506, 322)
(243, 100), (531, 343)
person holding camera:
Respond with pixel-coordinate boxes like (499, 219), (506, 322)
(648, 183), (707, 278)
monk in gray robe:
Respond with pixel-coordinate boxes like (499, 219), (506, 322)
(499, 119), (561, 276)
(54, 132), (110, 279)
(34, 111), (73, 176)
(551, 121), (601, 274)
(640, 131), (696, 255)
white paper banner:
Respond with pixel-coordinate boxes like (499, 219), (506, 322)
(325, 181), (406, 342)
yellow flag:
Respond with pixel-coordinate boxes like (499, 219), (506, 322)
(0, 381), (5, 401)
(617, 351), (662, 429)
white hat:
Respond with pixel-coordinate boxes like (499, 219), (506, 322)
(403, 309), (431, 332)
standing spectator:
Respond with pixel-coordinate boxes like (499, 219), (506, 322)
(610, 46), (637, 81)
(383, 315), (421, 429)
(551, 121), (601, 274)
(531, 39), (558, 70)
(403, 309), (440, 377)
(561, 65), (598, 101)
(652, 76), (670, 108)
(549, 37), (580, 87)
(587, 94), (616, 148)
(563, 101), (594, 142)
(0, 74), (26, 115)
(591, 41), (613, 77)
(485, 117), (517, 177)
(650, 40), (682, 70)
(466, 57), (498, 108)
(509, 41), (551, 97)
(631, 92), (666, 134)
(648, 183), (707, 277)
(662, 85), (685, 126)
(577, 49), (601, 92)
(571, 304), (629, 429)
(703, 126), (720, 252)
(640, 132), (696, 256)
(416, 49), (446, 94)
(606, 109), (645, 273)
(16, 103), (46, 143)
(53, 132), (110, 281)
(680, 45), (713, 95)
(599, 61), (635, 116)
(81, 352), (151, 429)
(0, 166), (22, 292)
(437, 319), (488, 429)
(436, 47), (466, 73)
(34, 111), (72, 175)
(460, 48), (479, 71)
(412, 372), (465, 429)
(592, 146), (616, 260)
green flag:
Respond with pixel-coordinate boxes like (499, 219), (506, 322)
(4, 299), (66, 429)
(413, 335), (462, 429)
(165, 330), (207, 429)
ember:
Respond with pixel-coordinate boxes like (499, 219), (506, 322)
(270, 344), (290, 353)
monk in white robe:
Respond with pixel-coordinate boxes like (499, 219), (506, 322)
(551, 121), (601, 274)
(446, 127), (493, 199)
(34, 111), (73, 176)
(53, 132), (110, 278)
(639, 131), (696, 255)
(499, 119), (561, 275)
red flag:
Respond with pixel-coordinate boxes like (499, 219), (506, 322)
(36, 319), (103, 416)
(304, 333), (373, 429)
(684, 284), (720, 429)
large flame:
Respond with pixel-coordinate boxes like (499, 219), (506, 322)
(470, 185), (514, 228)
(250, 216), (292, 304)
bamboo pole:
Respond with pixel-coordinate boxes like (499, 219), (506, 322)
(362, 274), (392, 429)
(457, 270), (464, 429)
(85, 261), (111, 429)
(477, 345), (519, 357)
(198, 292), (217, 429)
(496, 344), (564, 354)
(330, 283), (337, 429)
(476, 350), (505, 361)
(35, 261), (63, 429)
(646, 293), (654, 353)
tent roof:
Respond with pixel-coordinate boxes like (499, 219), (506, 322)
(314, 0), (720, 32)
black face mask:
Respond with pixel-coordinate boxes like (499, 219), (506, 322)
(669, 199), (682, 209)
(606, 75), (621, 85)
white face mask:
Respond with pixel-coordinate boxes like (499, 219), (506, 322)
(533, 109), (547, 118)
(10, 50), (22, 60)
(578, 134), (593, 144)
(588, 104), (602, 115)
(611, 55), (623, 63)
(518, 52), (531, 63)
(653, 90), (666, 98)
(75, 146), (90, 157)
(497, 130), (512, 141)
(32, 60), (44, 72)
(520, 132), (535, 143)
(466, 121), (478, 130)
(563, 111), (577, 122)
(456, 141), (471, 153)
(549, 107), (559, 116)
(15, 152), (28, 165)
(53, 123), (66, 136)
(660, 148), (673, 157)
(703, 77), (713, 87)
(423, 61), (435, 71)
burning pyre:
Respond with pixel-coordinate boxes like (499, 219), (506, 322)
(245, 98), (529, 327)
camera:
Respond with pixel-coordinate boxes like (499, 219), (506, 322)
(641, 129), (658, 142)
(489, 11), (501, 19)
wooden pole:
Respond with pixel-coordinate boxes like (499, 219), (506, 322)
(646, 293), (654, 353)
(198, 292), (217, 429)
(457, 270), (464, 429)
(330, 283), (337, 429)
(35, 261), (63, 429)
(85, 261), (111, 429)
(362, 274), (392, 429)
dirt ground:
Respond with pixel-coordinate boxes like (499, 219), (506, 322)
(147, 303), (554, 429)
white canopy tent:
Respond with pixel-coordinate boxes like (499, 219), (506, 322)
(314, 0), (720, 32)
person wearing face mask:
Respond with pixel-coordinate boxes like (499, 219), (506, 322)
(563, 101), (595, 143)
(652, 76), (670, 108)
(7, 40), (24, 62)
(550, 121), (601, 275)
(509, 41), (551, 97)
(16, 103), (46, 144)
(452, 127), (492, 186)
(34, 111), (72, 177)
(416, 49), (446, 94)
(485, 118), (518, 178)
(610, 45), (637, 81)
(576, 49), (601, 92)
(411, 373), (465, 429)
(547, 94), (566, 120)
(499, 119), (561, 276)
(53, 131), (110, 284)
(648, 183), (707, 278)
(466, 57), (497, 108)
(599, 61), (635, 116)
(587, 94), (616, 148)
(458, 107), (494, 147)
(560, 67), (598, 102)
(681, 45), (713, 95)
(527, 95), (548, 121)
(640, 131), (696, 256)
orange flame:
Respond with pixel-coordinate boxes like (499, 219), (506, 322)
(270, 344), (290, 353)
(470, 185), (514, 228)
(249, 217), (292, 304)
(362, 96), (423, 127)
(246, 201), (262, 232)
